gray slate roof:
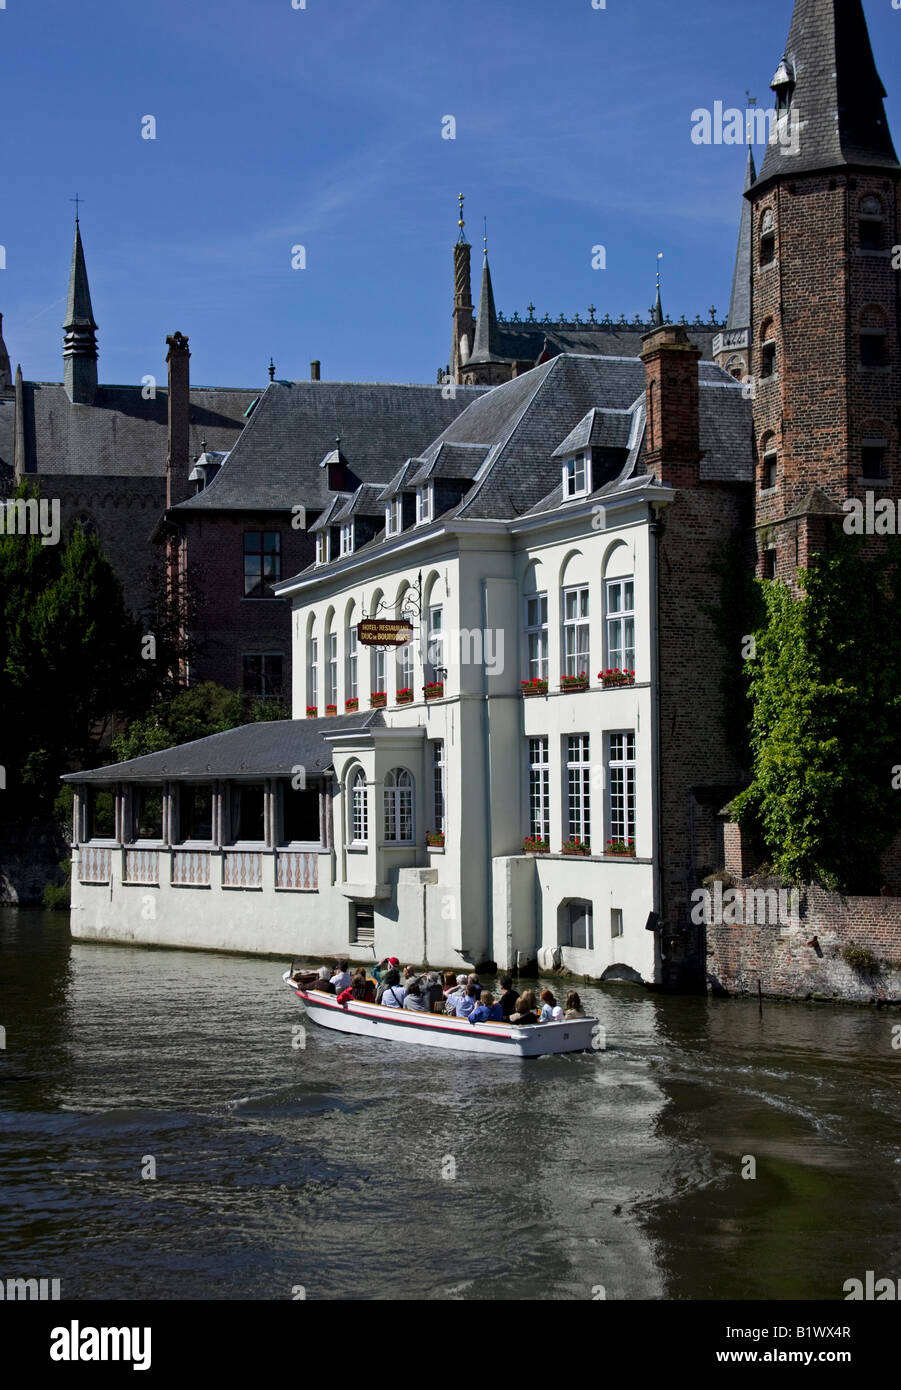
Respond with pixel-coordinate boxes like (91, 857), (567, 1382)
(756, 0), (899, 188)
(63, 712), (385, 784)
(334, 483), (388, 521)
(169, 381), (485, 515)
(2, 382), (258, 479)
(551, 406), (633, 458)
(727, 150), (756, 331)
(410, 441), (490, 484)
(478, 320), (724, 364)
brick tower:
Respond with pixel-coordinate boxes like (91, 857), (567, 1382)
(749, 0), (899, 582)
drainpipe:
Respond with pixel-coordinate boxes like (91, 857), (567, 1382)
(648, 505), (664, 984)
(479, 580), (493, 968)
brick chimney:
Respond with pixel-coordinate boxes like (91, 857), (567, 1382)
(639, 324), (702, 489)
(166, 332), (191, 508)
(310, 360), (321, 381)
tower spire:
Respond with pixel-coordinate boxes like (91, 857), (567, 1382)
(451, 193), (474, 383)
(756, 0), (898, 191)
(652, 254), (664, 326)
(0, 313), (11, 392)
(727, 148), (755, 332)
(62, 218), (98, 404)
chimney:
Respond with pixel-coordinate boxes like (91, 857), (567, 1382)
(639, 324), (702, 489)
(166, 332), (191, 508)
(310, 360), (321, 381)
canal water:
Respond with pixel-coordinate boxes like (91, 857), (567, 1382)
(0, 909), (898, 1301)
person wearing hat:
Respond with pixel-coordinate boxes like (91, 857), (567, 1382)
(374, 955), (400, 987)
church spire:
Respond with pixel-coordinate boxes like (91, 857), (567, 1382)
(727, 148), (756, 332)
(471, 251), (501, 361)
(757, 0), (898, 191)
(63, 218), (98, 403)
(451, 193), (474, 383)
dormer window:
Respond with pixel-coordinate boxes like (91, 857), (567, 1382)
(562, 453), (590, 499)
(316, 532), (329, 566)
(415, 484), (434, 525)
(770, 55), (794, 114)
(340, 521), (355, 556)
(385, 497), (402, 537)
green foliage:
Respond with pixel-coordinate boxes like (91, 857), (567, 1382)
(43, 859), (71, 911)
(841, 942), (879, 973)
(705, 548), (765, 764)
(0, 484), (144, 814)
(111, 682), (288, 762)
(733, 538), (901, 891)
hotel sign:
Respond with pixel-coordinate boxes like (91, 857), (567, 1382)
(357, 618), (414, 646)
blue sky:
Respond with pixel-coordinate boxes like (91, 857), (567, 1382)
(1, 0), (898, 388)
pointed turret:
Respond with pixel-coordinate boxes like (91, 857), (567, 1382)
(451, 194), (475, 384)
(471, 253), (501, 361)
(727, 148), (756, 332)
(62, 220), (98, 404)
(757, 0), (899, 191)
(0, 313), (11, 391)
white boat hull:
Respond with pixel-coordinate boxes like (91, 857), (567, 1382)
(283, 974), (599, 1058)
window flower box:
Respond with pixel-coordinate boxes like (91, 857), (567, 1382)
(523, 836), (550, 854)
(599, 668), (635, 688)
(345, 697), (359, 712)
(396, 688), (414, 705)
(305, 706), (318, 718)
(325, 704), (337, 716)
(560, 673), (589, 692)
(369, 692), (387, 708)
(606, 839), (636, 857)
(426, 831), (445, 848)
(521, 678), (548, 696)
(423, 681), (444, 700)
(562, 837), (591, 856)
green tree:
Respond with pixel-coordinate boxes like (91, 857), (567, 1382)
(732, 538), (901, 891)
(111, 682), (287, 762)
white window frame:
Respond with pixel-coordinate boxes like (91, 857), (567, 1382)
(308, 637), (318, 709)
(565, 734), (591, 847)
(606, 731), (636, 849)
(528, 736), (550, 842)
(562, 453), (589, 499)
(385, 497), (402, 537)
(427, 605), (444, 683)
(525, 593), (548, 681)
(566, 900), (594, 950)
(349, 768), (368, 845)
(562, 586), (590, 678)
(339, 521), (355, 556)
(610, 907), (624, 939)
(605, 577), (635, 672)
(372, 645), (386, 695)
(397, 638), (414, 696)
(415, 483), (434, 526)
(315, 532), (329, 566)
(432, 741), (446, 834)
(346, 625), (358, 700)
(327, 630), (338, 707)
(383, 768), (414, 843)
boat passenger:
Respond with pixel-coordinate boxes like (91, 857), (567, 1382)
(469, 991), (503, 1024)
(423, 972), (445, 1013)
(446, 983), (480, 1019)
(564, 991), (586, 1018)
(441, 971), (458, 996)
(498, 976), (519, 1019)
(337, 985), (354, 1006)
(375, 968), (401, 1004)
(311, 967), (335, 994)
(402, 980), (427, 1011)
(331, 959), (353, 992)
(352, 969), (376, 1003)
(539, 989), (564, 1022)
(381, 975), (408, 1009)
(509, 990), (539, 1025)
(445, 973), (468, 1001)
(375, 956), (400, 986)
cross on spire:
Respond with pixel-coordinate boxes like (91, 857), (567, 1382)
(70, 193), (84, 223)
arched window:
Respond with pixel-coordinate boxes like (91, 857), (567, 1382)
(858, 195), (885, 251)
(384, 768), (413, 843)
(759, 209), (775, 267)
(349, 768), (368, 845)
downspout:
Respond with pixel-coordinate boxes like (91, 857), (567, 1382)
(648, 505), (664, 985)
(479, 580), (493, 968)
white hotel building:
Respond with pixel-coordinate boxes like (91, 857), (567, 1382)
(67, 335), (751, 985)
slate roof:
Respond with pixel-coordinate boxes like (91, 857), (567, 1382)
(409, 441), (490, 484)
(1, 381), (258, 479)
(308, 494), (350, 533)
(756, 0), (899, 189)
(282, 350), (752, 584)
(476, 319), (724, 365)
(63, 712), (385, 784)
(551, 407), (633, 458)
(378, 458), (421, 501)
(333, 483), (388, 521)
(169, 381), (485, 515)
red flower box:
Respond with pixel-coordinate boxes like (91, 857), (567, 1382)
(325, 704), (337, 716)
(523, 836), (550, 853)
(396, 689), (414, 705)
(562, 837), (591, 855)
(521, 678), (549, 696)
(560, 672), (589, 692)
(306, 706), (318, 718)
(345, 697), (359, 712)
(423, 682), (444, 700)
(369, 692), (387, 708)
(606, 839), (636, 857)
(426, 831), (445, 848)
(599, 668), (635, 687)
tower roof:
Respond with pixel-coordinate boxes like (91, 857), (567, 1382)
(728, 148), (756, 331)
(0, 312), (11, 391)
(63, 221), (98, 331)
(756, 0), (899, 189)
(468, 255), (511, 366)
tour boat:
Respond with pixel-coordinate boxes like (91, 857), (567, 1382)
(283, 972), (599, 1058)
